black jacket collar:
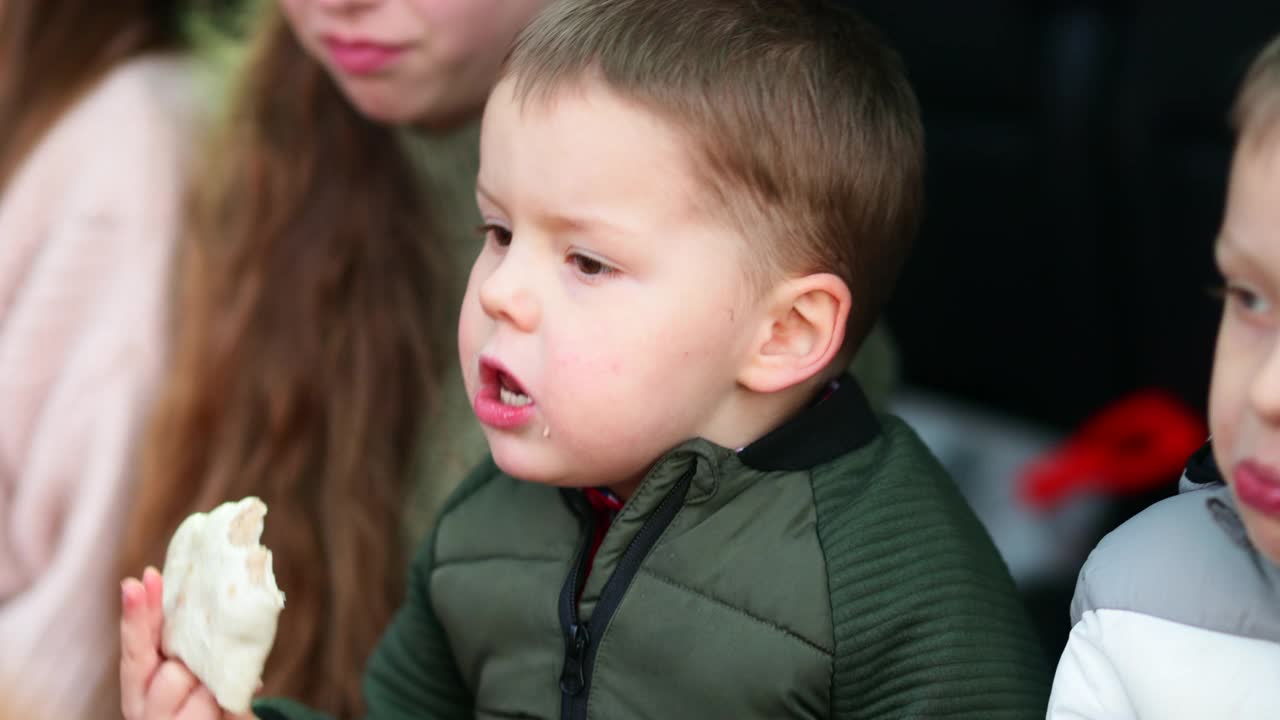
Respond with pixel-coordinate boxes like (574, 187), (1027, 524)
(738, 374), (881, 472)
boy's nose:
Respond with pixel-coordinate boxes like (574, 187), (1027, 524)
(1249, 340), (1280, 422)
(478, 255), (540, 332)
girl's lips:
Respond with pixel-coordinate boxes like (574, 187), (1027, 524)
(323, 37), (405, 75)
(1233, 460), (1280, 516)
(473, 358), (535, 430)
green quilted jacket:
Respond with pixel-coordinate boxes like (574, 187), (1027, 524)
(256, 378), (1049, 719)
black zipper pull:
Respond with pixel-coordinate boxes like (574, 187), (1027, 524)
(559, 621), (590, 696)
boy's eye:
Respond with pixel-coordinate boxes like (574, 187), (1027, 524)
(569, 252), (617, 278)
(477, 223), (512, 247)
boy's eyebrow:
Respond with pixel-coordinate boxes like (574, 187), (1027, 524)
(475, 182), (499, 208)
(473, 181), (639, 239)
(538, 210), (636, 239)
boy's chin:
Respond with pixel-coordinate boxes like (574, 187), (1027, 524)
(487, 442), (577, 488)
(483, 431), (647, 493)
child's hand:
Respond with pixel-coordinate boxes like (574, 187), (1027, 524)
(120, 567), (256, 720)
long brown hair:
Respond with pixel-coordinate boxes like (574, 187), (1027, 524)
(121, 7), (447, 715)
(0, 0), (191, 191)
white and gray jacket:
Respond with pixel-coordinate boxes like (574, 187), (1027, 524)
(1047, 446), (1280, 718)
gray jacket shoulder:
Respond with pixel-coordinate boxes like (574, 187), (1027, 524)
(1071, 485), (1280, 642)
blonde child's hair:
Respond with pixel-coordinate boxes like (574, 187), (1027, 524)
(1232, 34), (1280, 143)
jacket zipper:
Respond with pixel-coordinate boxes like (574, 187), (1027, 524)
(557, 467), (695, 720)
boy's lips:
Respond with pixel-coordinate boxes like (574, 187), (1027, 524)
(473, 357), (536, 430)
(1233, 459), (1280, 516)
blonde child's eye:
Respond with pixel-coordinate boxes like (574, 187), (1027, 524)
(475, 223), (513, 248)
(569, 252), (617, 278)
(1224, 283), (1271, 315)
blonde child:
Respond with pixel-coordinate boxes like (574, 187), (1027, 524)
(1048, 35), (1280, 719)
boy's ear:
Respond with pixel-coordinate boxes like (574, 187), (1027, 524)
(738, 273), (851, 393)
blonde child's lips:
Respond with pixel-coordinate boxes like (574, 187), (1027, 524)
(1234, 459), (1280, 516)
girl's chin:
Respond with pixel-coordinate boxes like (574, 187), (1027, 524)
(337, 85), (425, 125)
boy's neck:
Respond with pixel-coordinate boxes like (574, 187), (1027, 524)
(713, 378), (830, 449)
(606, 379), (828, 499)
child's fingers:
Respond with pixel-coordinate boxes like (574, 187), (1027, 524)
(143, 660), (200, 720)
(143, 566), (165, 640)
(174, 686), (223, 720)
(121, 577), (162, 720)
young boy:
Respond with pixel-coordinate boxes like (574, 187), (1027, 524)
(121, 1), (1049, 717)
(1048, 36), (1280, 719)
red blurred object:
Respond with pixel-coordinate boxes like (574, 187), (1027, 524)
(1020, 390), (1207, 510)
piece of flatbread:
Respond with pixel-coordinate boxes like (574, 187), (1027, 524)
(161, 497), (285, 714)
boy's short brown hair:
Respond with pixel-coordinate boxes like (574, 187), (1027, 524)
(502, 0), (923, 352)
(1233, 34), (1280, 143)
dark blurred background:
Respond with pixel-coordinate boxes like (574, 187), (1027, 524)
(845, 0), (1280, 663)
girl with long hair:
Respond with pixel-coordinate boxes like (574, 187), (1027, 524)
(120, 1), (549, 715)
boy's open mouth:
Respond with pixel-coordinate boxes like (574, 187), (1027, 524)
(498, 371), (532, 407)
(481, 358), (534, 407)
(474, 357), (538, 430)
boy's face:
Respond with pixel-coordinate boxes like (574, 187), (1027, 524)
(458, 79), (767, 495)
(1210, 136), (1280, 565)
